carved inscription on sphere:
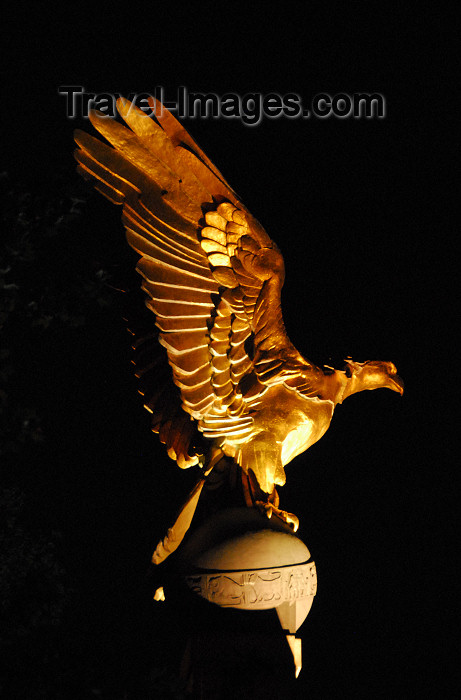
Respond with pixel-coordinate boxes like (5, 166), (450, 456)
(184, 561), (317, 610)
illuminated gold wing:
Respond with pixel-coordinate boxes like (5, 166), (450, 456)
(74, 98), (324, 471)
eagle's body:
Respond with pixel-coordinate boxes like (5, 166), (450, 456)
(220, 384), (335, 493)
(74, 97), (403, 504)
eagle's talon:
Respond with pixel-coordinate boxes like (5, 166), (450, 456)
(273, 507), (300, 532)
(255, 501), (273, 519)
(255, 501), (299, 532)
(284, 512), (300, 533)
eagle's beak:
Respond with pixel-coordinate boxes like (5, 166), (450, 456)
(389, 374), (404, 395)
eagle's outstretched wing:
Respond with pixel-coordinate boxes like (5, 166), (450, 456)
(74, 98), (323, 468)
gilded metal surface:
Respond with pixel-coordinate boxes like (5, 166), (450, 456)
(75, 98), (403, 500)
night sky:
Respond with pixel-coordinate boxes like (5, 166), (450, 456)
(2, 5), (453, 699)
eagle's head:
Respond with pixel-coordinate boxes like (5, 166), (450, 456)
(343, 359), (404, 398)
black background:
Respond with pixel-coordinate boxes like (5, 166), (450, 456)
(1, 4), (454, 698)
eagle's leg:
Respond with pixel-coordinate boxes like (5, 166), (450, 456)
(240, 468), (300, 533)
(238, 431), (286, 495)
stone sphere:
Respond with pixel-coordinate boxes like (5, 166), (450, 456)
(178, 508), (317, 630)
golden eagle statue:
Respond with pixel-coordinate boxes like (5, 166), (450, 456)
(74, 97), (403, 560)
